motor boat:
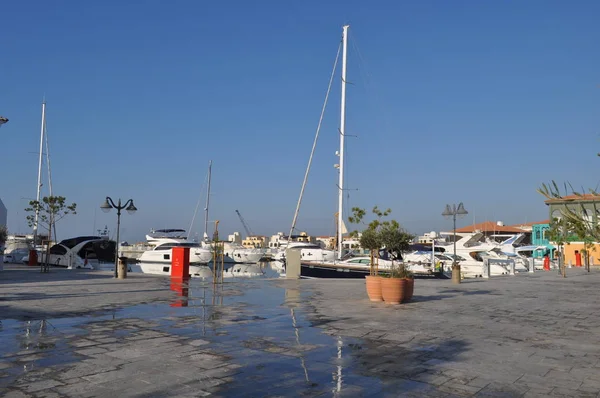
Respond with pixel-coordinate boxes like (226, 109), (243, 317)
(273, 240), (336, 263)
(135, 229), (213, 275)
(23, 236), (116, 270)
(202, 240), (265, 264)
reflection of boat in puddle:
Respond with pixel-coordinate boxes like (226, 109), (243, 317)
(223, 264), (264, 278)
(129, 263), (217, 278)
(128, 263), (273, 279)
(269, 260), (286, 273)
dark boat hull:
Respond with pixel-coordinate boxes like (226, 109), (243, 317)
(300, 262), (448, 279)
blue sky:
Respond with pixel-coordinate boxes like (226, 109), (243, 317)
(1, 0), (599, 242)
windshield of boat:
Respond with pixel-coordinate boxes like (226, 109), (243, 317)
(155, 242), (201, 250)
(446, 254), (466, 261)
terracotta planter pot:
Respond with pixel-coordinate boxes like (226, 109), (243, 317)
(404, 278), (414, 302)
(365, 275), (383, 302)
(381, 277), (406, 304)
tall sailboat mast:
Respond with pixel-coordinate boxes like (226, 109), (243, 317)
(33, 100), (46, 245)
(337, 25), (349, 260)
(203, 160), (212, 240)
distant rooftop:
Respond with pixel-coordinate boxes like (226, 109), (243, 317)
(509, 220), (550, 227)
(455, 221), (530, 234)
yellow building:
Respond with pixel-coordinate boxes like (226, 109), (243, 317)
(296, 232), (316, 243)
(242, 235), (267, 248)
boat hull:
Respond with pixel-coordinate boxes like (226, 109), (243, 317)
(300, 262), (447, 279)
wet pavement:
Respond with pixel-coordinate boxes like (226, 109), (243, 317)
(2, 265), (600, 397)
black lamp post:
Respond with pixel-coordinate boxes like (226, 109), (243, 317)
(442, 202), (468, 284)
(100, 197), (137, 278)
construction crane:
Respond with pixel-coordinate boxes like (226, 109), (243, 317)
(235, 210), (254, 238)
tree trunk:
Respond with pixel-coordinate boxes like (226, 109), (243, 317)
(585, 249), (590, 272)
(560, 247), (566, 278)
(43, 222), (52, 272)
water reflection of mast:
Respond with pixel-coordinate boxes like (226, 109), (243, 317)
(202, 285), (207, 336)
(334, 336), (343, 395)
(290, 307), (310, 382)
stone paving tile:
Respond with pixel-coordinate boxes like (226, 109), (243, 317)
(5, 266), (600, 396)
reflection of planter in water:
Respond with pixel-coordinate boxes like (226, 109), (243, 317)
(365, 275), (383, 302)
(381, 278), (406, 304)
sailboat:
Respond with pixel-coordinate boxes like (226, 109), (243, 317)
(276, 26), (355, 266)
(294, 26), (408, 278)
(24, 100), (53, 265)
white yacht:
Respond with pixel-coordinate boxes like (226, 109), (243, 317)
(203, 240), (265, 264)
(138, 229), (213, 267)
(273, 240), (336, 263)
(23, 236), (116, 270)
(436, 232), (516, 277)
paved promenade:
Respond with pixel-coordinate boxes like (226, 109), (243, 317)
(2, 265), (600, 397)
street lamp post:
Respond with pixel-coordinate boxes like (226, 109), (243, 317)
(100, 197), (137, 278)
(442, 202), (468, 284)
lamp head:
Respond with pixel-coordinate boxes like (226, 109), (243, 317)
(442, 204), (453, 217)
(100, 198), (112, 213)
(456, 202), (468, 217)
(126, 201), (137, 215)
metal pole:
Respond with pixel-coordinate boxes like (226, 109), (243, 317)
(337, 25), (349, 260)
(431, 236), (435, 270)
(114, 199), (121, 278)
(453, 213), (457, 266)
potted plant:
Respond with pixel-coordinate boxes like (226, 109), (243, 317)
(350, 207), (415, 303)
(349, 207), (391, 302)
(380, 222), (415, 304)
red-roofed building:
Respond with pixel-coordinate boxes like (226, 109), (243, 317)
(455, 221), (524, 234)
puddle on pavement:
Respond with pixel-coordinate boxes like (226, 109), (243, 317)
(1, 263), (384, 396)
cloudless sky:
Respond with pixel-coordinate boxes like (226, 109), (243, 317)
(1, 0), (599, 242)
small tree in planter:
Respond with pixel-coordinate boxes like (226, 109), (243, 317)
(349, 207), (386, 302)
(349, 206), (416, 303)
(25, 196), (77, 272)
(348, 206), (390, 276)
(380, 221), (415, 304)
(0, 225), (7, 264)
